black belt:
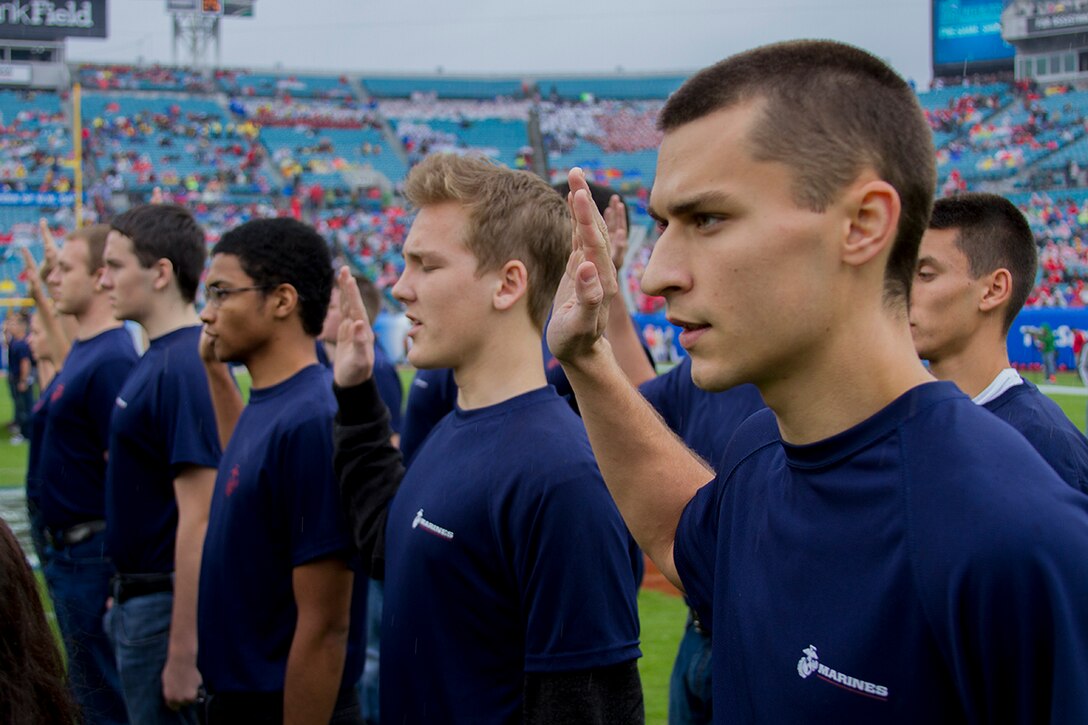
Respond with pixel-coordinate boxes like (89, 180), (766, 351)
(111, 573), (174, 604)
(48, 519), (106, 548)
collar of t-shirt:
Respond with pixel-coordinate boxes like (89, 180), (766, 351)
(972, 367), (1023, 406)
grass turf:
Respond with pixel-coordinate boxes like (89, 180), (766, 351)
(6, 366), (1083, 723)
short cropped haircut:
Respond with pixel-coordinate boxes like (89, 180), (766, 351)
(110, 204), (207, 303)
(659, 40), (936, 311)
(928, 193), (1036, 332)
(212, 218), (333, 336)
(68, 224), (112, 273)
(403, 153), (571, 331)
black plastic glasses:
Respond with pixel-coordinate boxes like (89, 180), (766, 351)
(204, 284), (272, 308)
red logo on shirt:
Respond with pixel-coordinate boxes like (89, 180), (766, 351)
(225, 464), (240, 497)
(50, 383), (64, 403)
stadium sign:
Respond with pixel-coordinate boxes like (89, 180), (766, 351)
(0, 0), (107, 40)
(0, 63), (30, 84)
(0, 191), (77, 206)
(1028, 13), (1088, 34)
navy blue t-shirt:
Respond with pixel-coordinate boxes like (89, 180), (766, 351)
(105, 326), (221, 574)
(674, 381), (1088, 723)
(400, 326), (651, 464)
(382, 386), (642, 722)
(639, 356), (766, 469)
(25, 376), (61, 507)
(983, 378), (1088, 495)
(198, 364), (366, 695)
(318, 339), (403, 433)
(8, 337), (32, 385)
(39, 327), (139, 530)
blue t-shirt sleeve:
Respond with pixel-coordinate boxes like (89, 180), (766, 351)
(163, 361), (222, 477)
(507, 461), (641, 673)
(673, 477), (721, 630)
(280, 416), (352, 566)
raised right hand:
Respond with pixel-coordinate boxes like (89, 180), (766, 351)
(546, 168), (619, 364)
(333, 266), (375, 387)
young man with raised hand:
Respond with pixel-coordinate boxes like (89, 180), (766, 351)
(40, 223), (138, 725)
(333, 152), (643, 723)
(7, 311), (34, 443)
(910, 192), (1088, 493)
(97, 203), (222, 724)
(547, 41), (1088, 722)
(197, 218), (366, 725)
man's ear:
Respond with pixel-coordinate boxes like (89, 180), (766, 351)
(269, 283), (300, 321)
(150, 258), (174, 292)
(842, 179), (900, 270)
(979, 268), (1013, 314)
(493, 260), (529, 313)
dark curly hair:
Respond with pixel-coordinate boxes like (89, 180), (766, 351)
(0, 519), (79, 724)
(212, 218), (333, 336)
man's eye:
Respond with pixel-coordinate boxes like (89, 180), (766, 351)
(917, 270), (936, 281)
(693, 214), (725, 230)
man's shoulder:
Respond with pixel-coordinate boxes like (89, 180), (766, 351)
(713, 407), (782, 477)
(898, 390), (1088, 572)
(986, 380), (1088, 445)
(247, 366), (336, 430)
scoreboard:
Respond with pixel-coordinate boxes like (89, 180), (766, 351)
(932, 0), (1015, 75)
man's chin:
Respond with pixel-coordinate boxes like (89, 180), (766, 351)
(406, 346), (447, 370)
(689, 357), (740, 393)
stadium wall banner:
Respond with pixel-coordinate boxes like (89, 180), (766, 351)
(0, 191), (79, 206)
(636, 308), (1088, 370)
(1008, 308), (1088, 369)
(1028, 12), (1088, 34)
(0, 0), (107, 40)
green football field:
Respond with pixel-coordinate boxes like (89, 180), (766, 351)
(2, 366), (1083, 724)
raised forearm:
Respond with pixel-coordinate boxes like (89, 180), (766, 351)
(204, 362), (244, 450)
(333, 378), (404, 579)
(560, 340), (712, 588)
(38, 301), (70, 366)
(606, 292), (655, 387)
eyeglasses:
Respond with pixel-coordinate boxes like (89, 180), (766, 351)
(204, 283), (272, 308)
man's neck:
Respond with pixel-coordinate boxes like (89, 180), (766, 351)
(75, 298), (124, 341)
(454, 324), (547, 410)
(244, 330), (319, 390)
(927, 334), (1011, 399)
(138, 298), (201, 340)
(761, 308), (934, 446)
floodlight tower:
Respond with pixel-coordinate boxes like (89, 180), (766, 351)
(166, 0), (226, 71)
(173, 12), (219, 70)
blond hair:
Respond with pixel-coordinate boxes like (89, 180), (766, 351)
(404, 153), (570, 330)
